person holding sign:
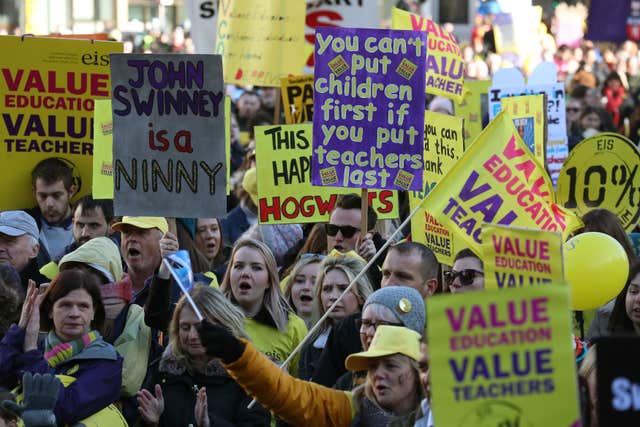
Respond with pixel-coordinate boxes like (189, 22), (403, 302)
(326, 194), (381, 265)
(220, 239), (307, 377)
(111, 216), (168, 306)
(196, 320), (427, 427)
(445, 248), (485, 293)
(137, 285), (270, 426)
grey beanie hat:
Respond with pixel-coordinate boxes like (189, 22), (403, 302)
(362, 286), (425, 335)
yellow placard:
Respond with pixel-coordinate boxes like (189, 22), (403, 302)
(500, 94), (546, 167)
(281, 75), (314, 124)
(480, 224), (564, 289)
(428, 284), (580, 426)
(455, 80), (491, 146)
(225, 95), (231, 195)
(92, 99), (113, 199)
(392, 8), (465, 103)
(255, 124), (398, 224)
(216, 0), (306, 86)
(557, 132), (640, 232)
(423, 111), (582, 255)
(409, 112), (465, 265)
(0, 36), (122, 210)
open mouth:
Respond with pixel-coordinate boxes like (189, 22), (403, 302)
(239, 283), (252, 291)
(128, 248), (141, 257)
(300, 295), (313, 302)
(375, 384), (388, 393)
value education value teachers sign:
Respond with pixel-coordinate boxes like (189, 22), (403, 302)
(312, 27), (427, 191)
(110, 54), (226, 217)
(428, 285), (581, 426)
(0, 36), (122, 210)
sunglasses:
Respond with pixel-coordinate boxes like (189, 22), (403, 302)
(443, 269), (484, 287)
(324, 224), (360, 238)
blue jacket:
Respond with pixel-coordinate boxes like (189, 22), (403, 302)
(0, 325), (123, 425)
(220, 205), (251, 246)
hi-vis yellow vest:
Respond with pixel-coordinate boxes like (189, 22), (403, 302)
(15, 374), (127, 426)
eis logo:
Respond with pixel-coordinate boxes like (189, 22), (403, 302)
(81, 51), (109, 66)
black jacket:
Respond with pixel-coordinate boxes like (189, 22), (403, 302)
(144, 355), (270, 427)
(313, 312), (362, 387)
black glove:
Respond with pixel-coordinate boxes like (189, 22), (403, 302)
(196, 319), (245, 363)
(1, 372), (61, 427)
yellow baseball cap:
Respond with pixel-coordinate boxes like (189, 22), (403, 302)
(111, 216), (169, 234)
(345, 325), (421, 372)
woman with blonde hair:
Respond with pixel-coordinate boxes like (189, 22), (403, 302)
(137, 285), (270, 426)
(299, 255), (373, 380)
(221, 238), (307, 376)
(282, 254), (325, 327)
(197, 322), (428, 426)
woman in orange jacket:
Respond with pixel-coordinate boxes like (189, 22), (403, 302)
(197, 316), (427, 426)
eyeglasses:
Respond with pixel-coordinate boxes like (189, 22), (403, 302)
(356, 319), (402, 333)
(443, 269), (484, 287)
(324, 224), (360, 238)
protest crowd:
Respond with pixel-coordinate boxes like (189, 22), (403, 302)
(1, 1), (640, 426)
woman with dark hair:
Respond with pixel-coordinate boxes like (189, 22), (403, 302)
(602, 71), (627, 128)
(445, 248), (484, 293)
(608, 261), (640, 335)
(568, 105), (615, 151)
(579, 209), (636, 340)
(581, 209), (637, 262)
(194, 217), (230, 278)
(0, 269), (125, 425)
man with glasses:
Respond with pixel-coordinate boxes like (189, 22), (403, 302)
(445, 248), (485, 293)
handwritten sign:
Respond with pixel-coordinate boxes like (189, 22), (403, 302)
(0, 36), (122, 210)
(500, 94), (546, 166)
(392, 8), (465, 103)
(409, 112), (465, 264)
(428, 285), (581, 426)
(304, 0), (380, 74)
(489, 62), (567, 185)
(110, 54), (226, 217)
(481, 224), (563, 289)
(557, 132), (640, 232)
(423, 111), (582, 255)
(312, 27), (426, 191)
(215, 0), (306, 86)
(256, 123), (398, 224)
(281, 75), (314, 124)
(92, 99), (113, 199)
